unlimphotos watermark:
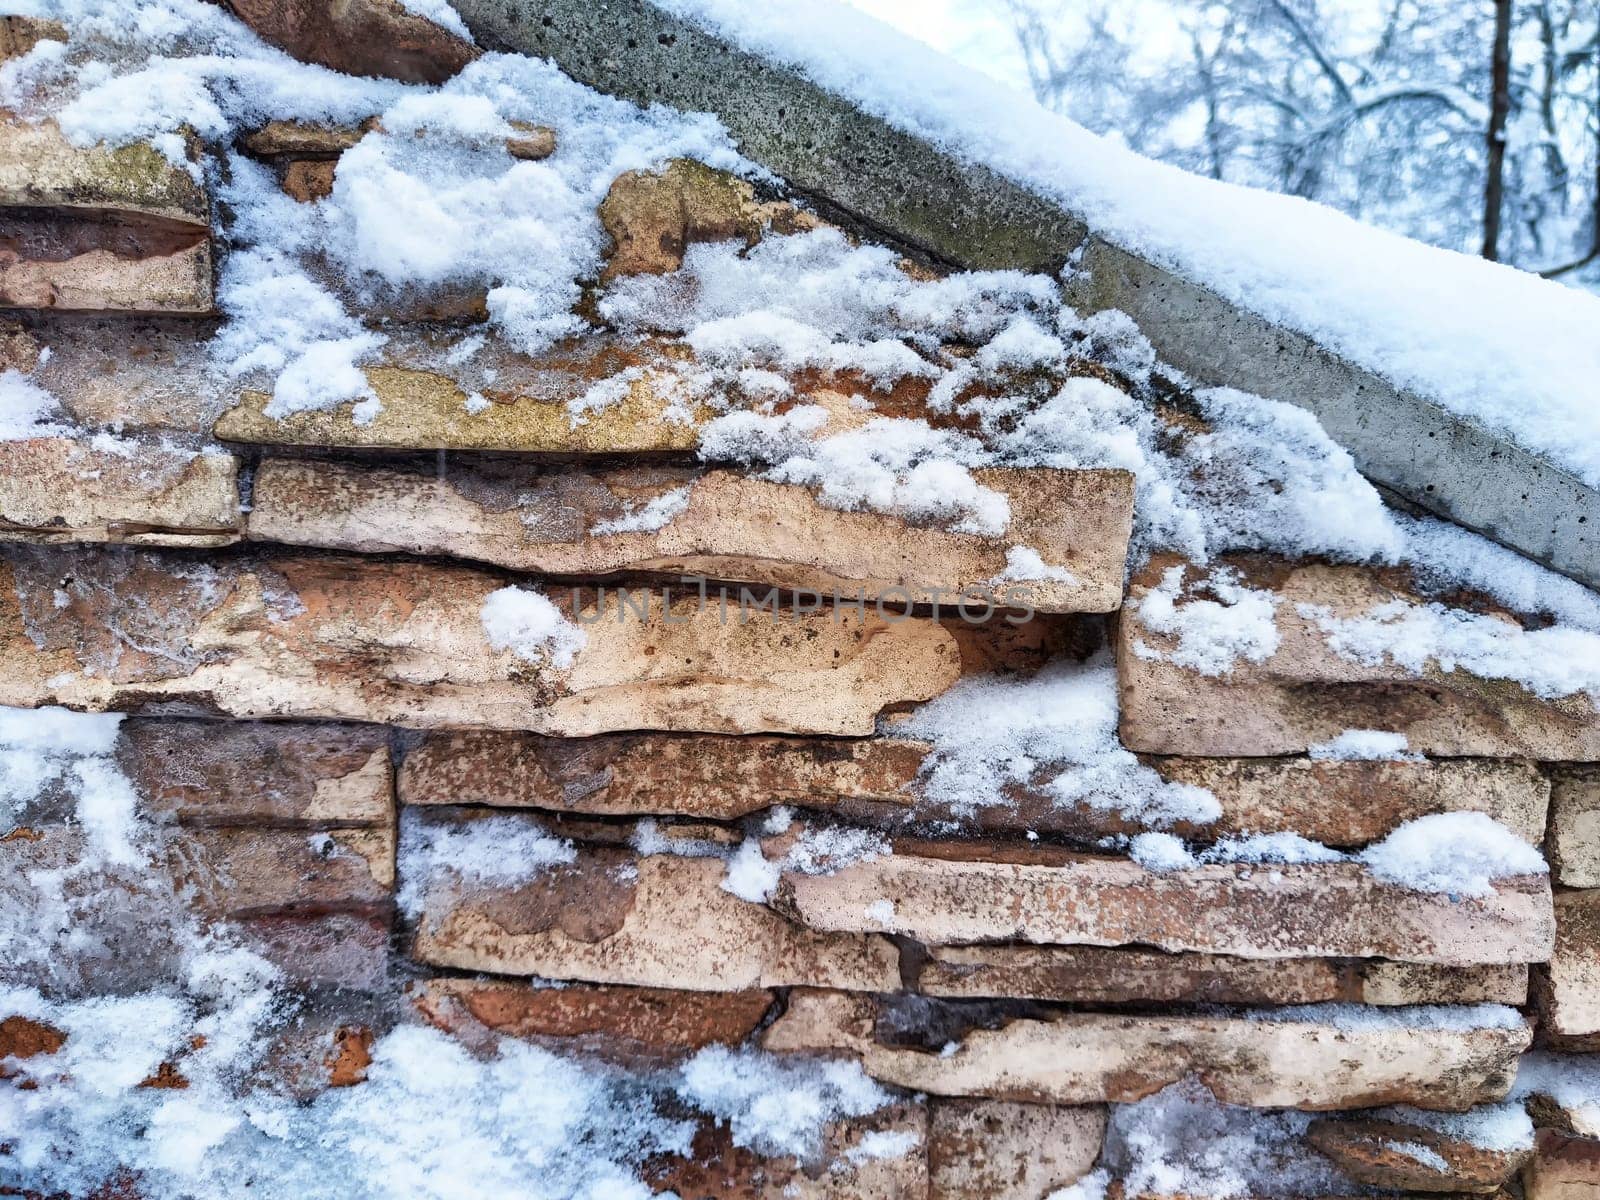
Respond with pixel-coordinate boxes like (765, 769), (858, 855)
(569, 576), (1041, 625)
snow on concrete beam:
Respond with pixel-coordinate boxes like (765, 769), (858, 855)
(450, 0), (1599, 591)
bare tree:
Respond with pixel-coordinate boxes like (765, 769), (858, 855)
(1005, 0), (1600, 289)
(1483, 0), (1513, 260)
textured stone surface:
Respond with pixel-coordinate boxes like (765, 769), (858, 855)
(643, 1106), (928, 1199)
(1538, 890), (1600, 1044)
(1150, 756), (1549, 847)
(0, 1014), (67, 1064)
(598, 158), (820, 280)
(172, 826), (393, 916)
(1550, 767), (1600, 888)
(0, 546), (966, 735)
(248, 457), (1133, 612)
(240, 120), (370, 157)
(410, 846), (900, 992)
(281, 158), (337, 202)
(13, 316), (220, 434)
(411, 978), (772, 1063)
(397, 729), (929, 819)
(122, 720), (392, 827)
(223, 0), (479, 83)
(505, 122), (556, 160)
(763, 990), (1531, 1110)
(0, 120), (207, 224)
(0, 439), (239, 546)
(0, 14), (66, 60)
(1119, 556), (1600, 758)
(0, 120), (211, 313)
(1523, 1130), (1600, 1199)
(916, 945), (1530, 1006)
(1357, 961), (1532, 1007)
(772, 844), (1554, 966)
(0, 819), (392, 991)
(212, 342), (709, 451)
(928, 1100), (1104, 1200)
(232, 910), (391, 991)
(1308, 1115), (1530, 1193)
(396, 727), (1544, 845)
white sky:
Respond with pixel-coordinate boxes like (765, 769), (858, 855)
(843, 0), (1032, 84)
(842, 0), (1198, 107)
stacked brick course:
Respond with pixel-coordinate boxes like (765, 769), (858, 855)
(3, 4), (1599, 1196)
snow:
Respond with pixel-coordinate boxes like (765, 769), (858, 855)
(675, 1046), (891, 1159)
(897, 656), (1222, 830)
(844, 1128), (920, 1164)
(1246, 1003), (1526, 1032)
(701, 404), (1011, 536)
(1122, 812), (1544, 896)
(1359, 811), (1549, 897)
(1129, 831), (1344, 873)
(392, 0), (471, 42)
(480, 585), (587, 668)
(719, 838), (780, 902)
(722, 823), (888, 902)
(1044, 1170), (1109, 1200)
(396, 810), (575, 919)
(1385, 1141), (1449, 1172)
(1132, 563), (1280, 677)
(1308, 730), (1424, 762)
(590, 485), (692, 535)
(1100, 1080), (1352, 1198)
(655, 0), (1600, 489)
(0, 369), (72, 440)
(1127, 832), (1195, 873)
(1201, 833), (1345, 867)
(1369, 1102), (1534, 1153)
(1303, 596), (1600, 701)
(1513, 1052), (1600, 1137)
(990, 546), (1077, 586)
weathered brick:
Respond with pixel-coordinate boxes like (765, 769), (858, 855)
(396, 727), (1545, 847)
(1537, 890), (1600, 1046)
(1308, 1114), (1530, 1194)
(0, 546), (972, 736)
(0, 121), (212, 313)
(122, 720), (392, 827)
(1151, 756), (1548, 847)
(223, 0), (479, 84)
(397, 730), (928, 819)
(0, 439), (239, 547)
(642, 1105), (927, 1199)
(917, 945), (1529, 1006)
(0, 15), (66, 61)
(248, 457), (1133, 613)
(239, 120), (372, 157)
(212, 340), (709, 452)
(172, 826), (394, 916)
(1523, 1129), (1600, 1199)
(763, 990), (1531, 1110)
(1550, 767), (1600, 888)
(598, 158), (821, 281)
(772, 841), (1553, 967)
(1118, 556), (1600, 759)
(929, 1099), (1104, 1200)
(411, 978), (773, 1063)
(410, 845), (900, 993)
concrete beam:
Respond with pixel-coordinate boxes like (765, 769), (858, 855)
(453, 0), (1598, 590)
